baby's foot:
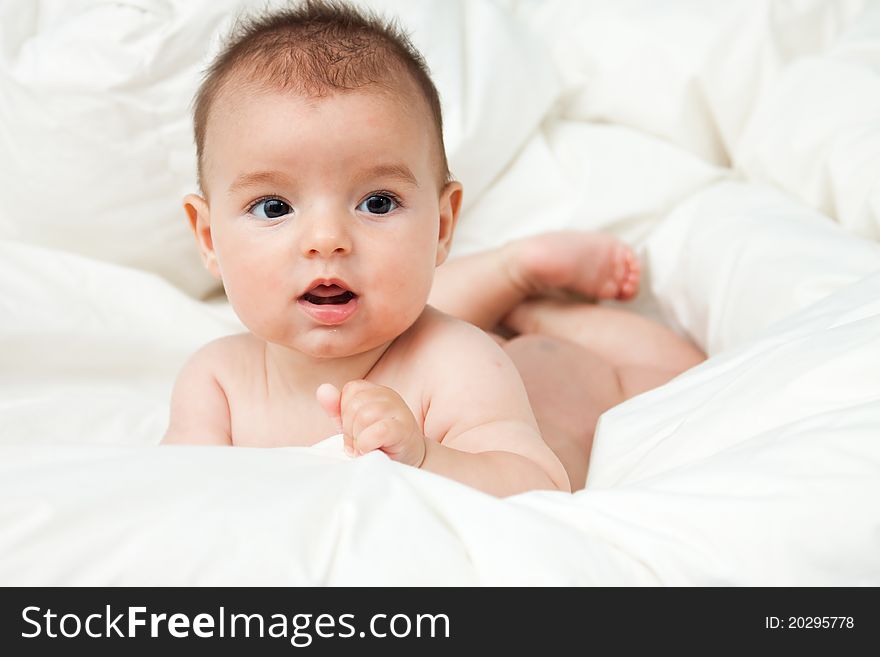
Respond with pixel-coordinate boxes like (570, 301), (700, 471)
(503, 230), (641, 301)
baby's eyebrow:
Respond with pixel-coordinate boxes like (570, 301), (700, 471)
(228, 163), (419, 195)
(228, 170), (294, 195)
(354, 163), (419, 188)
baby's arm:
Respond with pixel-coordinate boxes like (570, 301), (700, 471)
(420, 320), (571, 495)
(421, 422), (570, 496)
(320, 316), (570, 496)
(162, 343), (232, 446)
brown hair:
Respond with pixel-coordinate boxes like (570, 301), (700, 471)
(192, 0), (450, 193)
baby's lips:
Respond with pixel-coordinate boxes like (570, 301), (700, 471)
(308, 283), (345, 297)
(300, 277), (356, 298)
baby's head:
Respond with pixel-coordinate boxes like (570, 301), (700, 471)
(185, 0), (463, 359)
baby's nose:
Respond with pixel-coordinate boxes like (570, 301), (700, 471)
(301, 215), (352, 257)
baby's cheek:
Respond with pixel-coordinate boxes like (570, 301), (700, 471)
(222, 253), (286, 311)
(374, 259), (434, 324)
(387, 247), (432, 291)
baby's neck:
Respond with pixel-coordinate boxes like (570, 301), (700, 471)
(262, 339), (392, 396)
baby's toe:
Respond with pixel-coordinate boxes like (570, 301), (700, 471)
(597, 278), (621, 299)
(616, 250), (641, 300)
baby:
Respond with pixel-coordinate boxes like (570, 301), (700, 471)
(163, 0), (702, 495)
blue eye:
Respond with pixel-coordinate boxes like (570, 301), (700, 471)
(356, 194), (399, 215)
(250, 198), (292, 220)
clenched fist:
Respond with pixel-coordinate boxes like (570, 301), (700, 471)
(316, 380), (427, 467)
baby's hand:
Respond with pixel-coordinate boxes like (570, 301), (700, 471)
(316, 381), (426, 467)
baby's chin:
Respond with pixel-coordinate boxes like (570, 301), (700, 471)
(271, 331), (396, 360)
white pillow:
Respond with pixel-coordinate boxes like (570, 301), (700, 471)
(454, 119), (725, 257)
(517, 0), (865, 166)
(736, 1), (880, 240)
(0, 0), (244, 298)
(0, 0), (558, 296)
(646, 180), (880, 355)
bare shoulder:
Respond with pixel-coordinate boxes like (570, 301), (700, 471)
(188, 332), (260, 361)
(399, 306), (506, 366)
(401, 307), (534, 423)
(183, 333), (262, 380)
(163, 335), (260, 446)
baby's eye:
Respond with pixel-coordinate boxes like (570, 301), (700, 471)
(356, 194), (399, 215)
(250, 198), (292, 220)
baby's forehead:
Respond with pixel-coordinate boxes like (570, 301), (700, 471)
(216, 70), (402, 110)
(202, 75), (444, 185)
(205, 77), (432, 155)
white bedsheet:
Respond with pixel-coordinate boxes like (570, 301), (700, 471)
(1, 0), (879, 585)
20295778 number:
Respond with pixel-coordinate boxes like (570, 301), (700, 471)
(764, 617), (854, 629)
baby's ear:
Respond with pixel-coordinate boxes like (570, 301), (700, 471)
(183, 193), (220, 279)
(435, 181), (463, 267)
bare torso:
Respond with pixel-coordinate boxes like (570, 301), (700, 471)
(208, 308), (468, 447)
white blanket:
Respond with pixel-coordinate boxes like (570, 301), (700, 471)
(1, 0), (879, 585)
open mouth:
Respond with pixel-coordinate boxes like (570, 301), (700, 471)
(301, 284), (357, 305)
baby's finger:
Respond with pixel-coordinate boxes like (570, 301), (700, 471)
(350, 400), (391, 441)
(353, 418), (391, 456)
(339, 379), (381, 415)
(339, 390), (363, 449)
(343, 432), (355, 457)
(339, 381), (383, 445)
(315, 383), (343, 433)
